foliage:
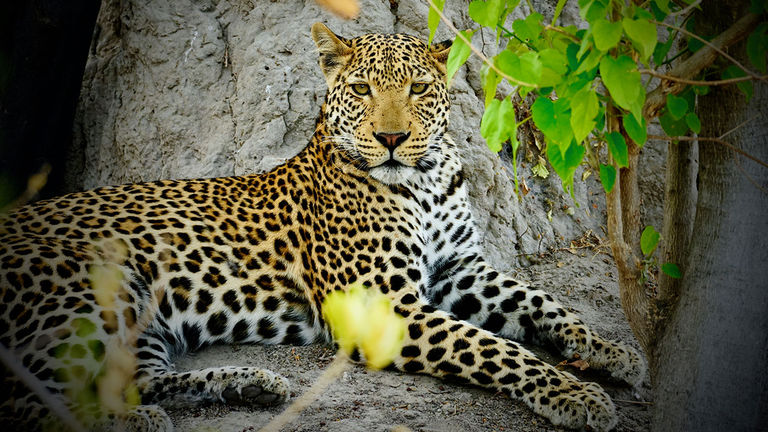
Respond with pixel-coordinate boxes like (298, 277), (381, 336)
(428, 0), (763, 194)
(429, 0), (765, 281)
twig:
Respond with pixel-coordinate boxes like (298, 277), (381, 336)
(544, 25), (581, 42)
(718, 113), (760, 140)
(667, 0), (701, 18)
(648, 135), (768, 169)
(734, 153), (768, 194)
(614, 399), (654, 406)
(259, 353), (350, 432)
(639, 69), (766, 86)
(643, 13), (762, 119)
(0, 344), (87, 432)
(651, 19), (765, 81)
(426, 0), (536, 88)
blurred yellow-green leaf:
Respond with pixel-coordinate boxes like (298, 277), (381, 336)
(322, 285), (405, 369)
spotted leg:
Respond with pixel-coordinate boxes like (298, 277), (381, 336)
(425, 254), (646, 386)
(134, 328), (289, 409)
(392, 291), (618, 431)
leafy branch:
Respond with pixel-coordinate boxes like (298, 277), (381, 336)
(426, 0), (767, 362)
(427, 0), (537, 87)
(651, 18), (766, 81)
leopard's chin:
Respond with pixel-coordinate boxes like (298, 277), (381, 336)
(369, 163), (417, 185)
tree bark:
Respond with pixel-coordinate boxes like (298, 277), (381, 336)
(655, 140), (697, 346)
(652, 3), (768, 430)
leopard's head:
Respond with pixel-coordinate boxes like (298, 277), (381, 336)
(311, 23), (452, 185)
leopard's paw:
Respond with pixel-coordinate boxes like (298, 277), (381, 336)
(588, 339), (646, 387)
(546, 381), (617, 431)
(109, 404), (174, 432)
(215, 367), (290, 406)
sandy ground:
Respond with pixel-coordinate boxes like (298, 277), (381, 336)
(167, 250), (652, 432)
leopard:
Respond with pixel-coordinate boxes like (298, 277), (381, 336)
(0, 22), (645, 431)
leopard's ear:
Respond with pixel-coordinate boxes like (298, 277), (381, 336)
(429, 39), (453, 75)
(311, 23), (353, 84)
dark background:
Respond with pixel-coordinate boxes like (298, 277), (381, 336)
(0, 1), (101, 206)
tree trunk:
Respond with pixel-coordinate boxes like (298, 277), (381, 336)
(652, 3), (768, 429)
(654, 139), (697, 353)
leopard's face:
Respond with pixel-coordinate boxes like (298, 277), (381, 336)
(312, 24), (452, 184)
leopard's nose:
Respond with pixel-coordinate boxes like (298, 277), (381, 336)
(373, 131), (410, 151)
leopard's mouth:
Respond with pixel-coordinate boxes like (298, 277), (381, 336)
(368, 162), (416, 185)
(379, 158), (404, 168)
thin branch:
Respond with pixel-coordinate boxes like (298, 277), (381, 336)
(667, 0), (701, 18)
(639, 69), (766, 86)
(0, 344), (87, 432)
(260, 353), (351, 432)
(426, 0), (536, 88)
(734, 153), (768, 194)
(544, 25), (581, 42)
(648, 135), (768, 169)
(652, 19), (764, 81)
(643, 13), (762, 119)
(615, 399), (655, 406)
(718, 113), (761, 140)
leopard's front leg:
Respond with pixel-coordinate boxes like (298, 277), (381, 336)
(425, 255), (646, 386)
(390, 292), (618, 431)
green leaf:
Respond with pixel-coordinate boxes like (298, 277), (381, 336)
(661, 262), (682, 278)
(746, 23), (768, 73)
(559, 75), (592, 100)
(622, 18), (657, 63)
(547, 140), (585, 194)
(606, 131), (628, 168)
(481, 65), (502, 107)
(666, 94), (688, 120)
(578, 0), (608, 25)
(640, 225), (660, 256)
(653, 33), (676, 66)
(685, 112), (701, 134)
(599, 164), (616, 193)
(468, 0), (505, 29)
(552, 0), (568, 25)
(653, 0), (670, 13)
(512, 13), (544, 41)
(575, 48), (604, 75)
(600, 55), (645, 121)
(693, 85), (710, 95)
(480, 97), (516, 152)
(428, 0), (446, 46)
(593, 19), (623, 51)
(532, 97), (574, 151)
(623, 114), (647, 146)
(634, 8), (654, 21)
(722, 65), (753, 101)
(73, 318), (97, 337)
(446, 30), (475, 86)
(538, 48), (568, 87)
(660, 111), (689, 136)
(496, 50), (541, 87)
(570, 88), (599, 144)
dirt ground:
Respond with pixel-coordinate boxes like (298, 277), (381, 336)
(167, 250), (652, 432)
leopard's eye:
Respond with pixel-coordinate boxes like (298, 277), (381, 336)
(351, 83), (370, 96)
(410, 83), (428, 95)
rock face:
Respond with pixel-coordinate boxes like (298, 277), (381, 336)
(70, 0), (662, 269)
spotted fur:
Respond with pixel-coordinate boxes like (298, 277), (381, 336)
(0, 23), (644, 431)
